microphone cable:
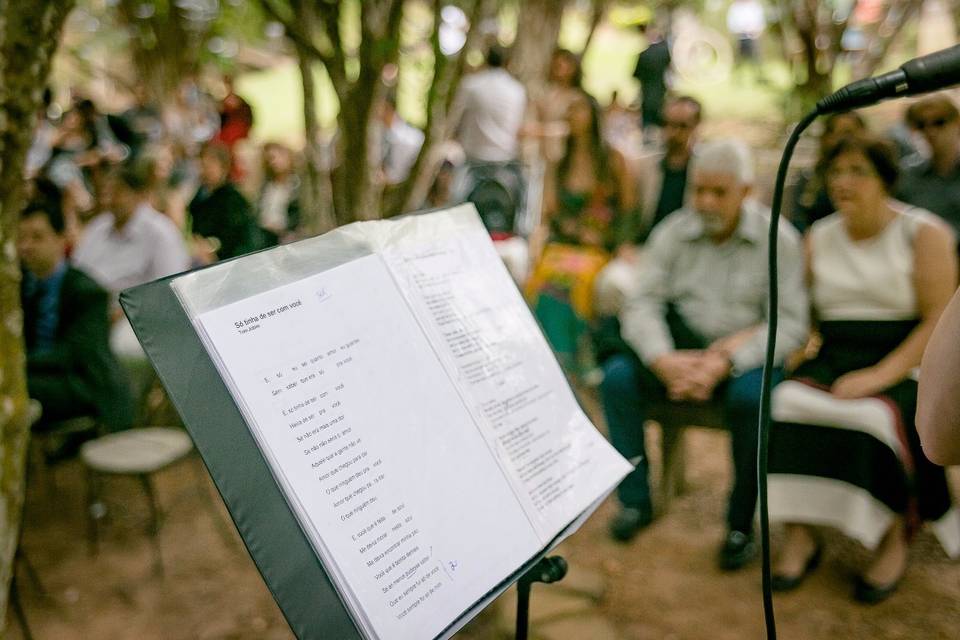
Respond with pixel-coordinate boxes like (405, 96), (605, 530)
(758, 43), (960, 639)
(758, 108), (818, 640)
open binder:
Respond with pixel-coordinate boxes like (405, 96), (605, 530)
(120, 205), (631, 639)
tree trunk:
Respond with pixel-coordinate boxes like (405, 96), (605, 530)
(581, 0), (609, 56)
(0, 0), (74, 627)
(294, 28), (335, 236)
(335, 84), (383, 223)
(116, 0), (205, 102)
(777, 0), (854, 115)
(261, 0), (405, 222)
(509, 0), (567, 93)
(388, 0), (493, 217)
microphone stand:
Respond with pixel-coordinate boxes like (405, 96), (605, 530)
(757, 108), (819, 640)
(759, 42), (960, 640)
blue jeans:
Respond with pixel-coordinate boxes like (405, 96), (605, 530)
(600, 352), (781, 533)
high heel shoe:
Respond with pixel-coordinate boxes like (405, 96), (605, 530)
(771, 544), (823, 592)
(853, 573), (902, 604)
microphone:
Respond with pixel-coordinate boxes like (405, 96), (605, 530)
(817, 44), (960, 114)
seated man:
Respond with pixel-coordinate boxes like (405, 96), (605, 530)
(18, 196), (133, 433)
(897, 94), (960, 243)
(601, 140), (808, 571)
(72, 161), (191, 402)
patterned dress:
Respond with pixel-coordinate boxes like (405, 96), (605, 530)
(526, 184), (625, 371)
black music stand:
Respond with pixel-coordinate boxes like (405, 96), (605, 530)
(120, 264), (598, 640)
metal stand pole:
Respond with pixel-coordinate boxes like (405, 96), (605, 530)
(515, 555), (567, 640)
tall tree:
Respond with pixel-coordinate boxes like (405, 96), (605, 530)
(114, 0), (208, 100)
(261, 0), (405, 224)
(508, 0), (568, 92)
(388, 0), (494, 217)
(67, 0), (268, 104)
(262, 0), (488, 224)
(291, 1), (337, 237)
(581, 0), (611, 57)
(0, 0), (75, 627)
(851, 0), (923, 78)
(774, 0), (923, 113)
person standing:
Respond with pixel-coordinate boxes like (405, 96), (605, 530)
(377, 92), (424, 186)
(633, 24), (671, 144)
(726, 0), (767, 83)
(448, 46), (526, 165)
(214, 75), (254, 182)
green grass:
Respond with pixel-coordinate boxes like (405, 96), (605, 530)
(236, 19), (798, 145)
(236, 62), (339, 146)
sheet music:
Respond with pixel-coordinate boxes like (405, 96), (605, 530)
(189, 254), (541, 640)
(382, 225), (632, 542)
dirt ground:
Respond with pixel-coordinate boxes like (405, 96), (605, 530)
(8, 386), (960, 640)
(9, 106), (959, 639)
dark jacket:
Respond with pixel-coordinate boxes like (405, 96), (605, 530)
(22, 267), (134, 431)
(189, 182), (263, 260)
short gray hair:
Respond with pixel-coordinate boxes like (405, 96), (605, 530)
(690, 139), (755, 185)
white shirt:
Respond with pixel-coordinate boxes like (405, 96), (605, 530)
(259, 181), (294, 232)
(382, 117), (424, 184)
(450, 68), (526, 163)
(72, 203), (190, 303)
(622, 200), (808, 373)
(810, 204), (937, 322)
(727, 0), (766, 38)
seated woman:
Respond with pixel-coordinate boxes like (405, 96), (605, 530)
(189, 142), (263, 263)
(257, 142), (301, 245)
(768, 134), (959, 603)
(525, 90), (635, 374)
(789, 110), (867, 233)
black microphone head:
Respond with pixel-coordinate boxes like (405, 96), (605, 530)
(902, 44), (960, 95)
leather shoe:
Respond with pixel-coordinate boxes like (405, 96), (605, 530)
(771, 545), (822, 592)
(718, 530), (757, 571)
(608, 507), (652, 543)
(854, 574), (901, 604)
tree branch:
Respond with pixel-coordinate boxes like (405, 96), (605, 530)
(582, 0), (609, 56)
(259, 0), (336, 74)
(859, 0), (923, 77)
(389, 0), (493, 216)
(315, 0), (347, 91)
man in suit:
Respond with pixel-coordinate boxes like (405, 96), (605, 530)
(18, 195), (133, 433)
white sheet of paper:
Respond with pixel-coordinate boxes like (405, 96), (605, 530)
(382, 225), (633, 541)
(191, 254), (541, 640)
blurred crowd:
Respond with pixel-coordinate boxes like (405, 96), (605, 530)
(17, 22), (960, 609)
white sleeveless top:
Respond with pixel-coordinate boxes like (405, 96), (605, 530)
(810, 203), (936, 321)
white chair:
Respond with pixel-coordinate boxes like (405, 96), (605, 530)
(80, 427), (194, 575)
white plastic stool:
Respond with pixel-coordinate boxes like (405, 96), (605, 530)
(80, 427), (193, 575)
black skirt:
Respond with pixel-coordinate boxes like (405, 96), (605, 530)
(767, 320), (958, 556)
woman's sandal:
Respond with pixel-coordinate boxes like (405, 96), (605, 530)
(771, 544), (823, 592)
